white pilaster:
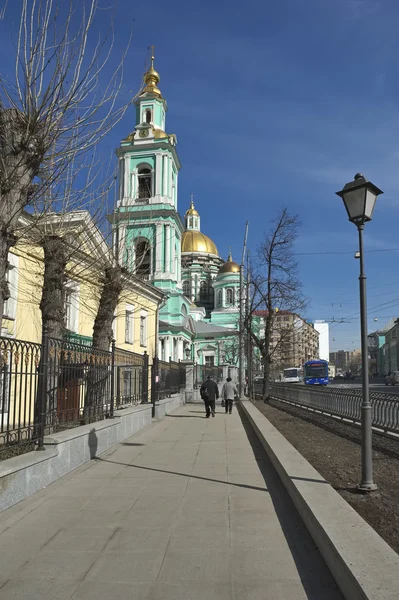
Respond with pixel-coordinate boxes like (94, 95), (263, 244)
(118, 157), (124, 205)
(158, 337), (162, 359)
(174, 172), (178, 209)
(191, 274), (195, 302)
(155, 153), (161, 196)
(171, 228), (176, 276)
(164, 336), (171, 361)
(165, 224), (171, 273)
(177, 337), (184, 361)
(118, 224), (127, 266)
(162, 155), (167, 196)
(168, 156), (172, 200)
(123, 156), (129, 203)
(155, 222), (163, 273)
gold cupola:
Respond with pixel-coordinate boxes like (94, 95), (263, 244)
(218, 252), (240, 274)
(142, 51), (162, 98)
(182, 196), (218, 255)
(185, 199), (199, 218)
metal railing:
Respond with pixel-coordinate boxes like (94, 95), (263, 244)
(194, 365), (223, 388)
(114, 347), (148, 408)
(267, 383), (399, 434)
(0, 333), (147, 459)
(156, 359), (186, 400)
(0, 336), (42, 458)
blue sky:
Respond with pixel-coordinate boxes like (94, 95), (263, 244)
(2, 0), (399, 351)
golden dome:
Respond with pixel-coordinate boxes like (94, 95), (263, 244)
(181, 231), (218, 255)
(185, 199), (199, 217)
(219, 252), (240, 274)
(142, 52), (162, 97)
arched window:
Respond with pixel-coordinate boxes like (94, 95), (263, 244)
(138, 166), (152, 200)
(200, 280), (208, 302)
(135, 239), (151, 278)
(226, 288), (233, 304)
(145, 109), (152, 124)
(182, 280), (190, 297)
(217, 289), (223, 306)
(181, 304), (187, 316)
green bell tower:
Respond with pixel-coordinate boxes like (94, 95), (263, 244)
(113, 49), (184, 292)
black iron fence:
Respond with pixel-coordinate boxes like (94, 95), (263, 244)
(0, 333), (148, 459)
(267, 383), (399, 435)
(157, 359), (186, 400)
(194, 365), (223, 388)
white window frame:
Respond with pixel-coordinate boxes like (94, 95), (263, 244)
(3, 253), (19, 321)
(140, 310), (148, 347)
(64, 281), (80, 333)
(125, 304), (134, 344)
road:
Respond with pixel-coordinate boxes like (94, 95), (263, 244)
(328, 382), (399, 395)
(253, 381), (399, 396)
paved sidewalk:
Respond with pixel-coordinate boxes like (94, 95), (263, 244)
(0, 405), (342, 599)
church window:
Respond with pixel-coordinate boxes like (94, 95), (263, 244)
(217, 289), (223, 307)
(181, 304), (187, 316)
(226, 288), (233, 305)
(205, 355), (215, 367)
(145, 109), (152, 124)
(200, 280), (208, 302)
(135, 239), (151, 278)
(138, 166), (152, 200)
(182, 280), (190, 297)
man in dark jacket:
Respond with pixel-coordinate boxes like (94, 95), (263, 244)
(200, 375), (219, 418)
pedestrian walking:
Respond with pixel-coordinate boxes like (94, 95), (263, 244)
(221, 377), (237, 414)
(200, 375), (219, 418)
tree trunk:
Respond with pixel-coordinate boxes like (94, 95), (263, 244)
(35, 236), (67, 433)
(262, 356), (272, 403)
(39, 236), (67, 340)
(92, 265), (123, 351)
(0, 229), (15, 327)
(85, 265), (123, 419)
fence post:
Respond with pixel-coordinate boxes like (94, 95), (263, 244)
(151, 355), (159, 418)
(37, 327), (49, 451)
(142, 351), (149, 404)
(109, 339), (116, 418)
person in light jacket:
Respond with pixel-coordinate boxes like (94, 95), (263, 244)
(221, 377), (237, 414)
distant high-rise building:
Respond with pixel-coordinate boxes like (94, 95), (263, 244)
(313, 321), (329, 361)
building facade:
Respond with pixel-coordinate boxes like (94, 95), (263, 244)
(252, 311), (319, 375)
(111, 53), (239, 366)
(2, 212), (163, 360)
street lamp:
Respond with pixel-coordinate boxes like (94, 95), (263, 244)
(184, 346), (191, 360)
(336, 173), (383, 492)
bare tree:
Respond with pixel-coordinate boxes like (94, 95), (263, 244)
(244, 208), (308, 402)
(0, 0), (133, 326)
(220, 335), (240, 366)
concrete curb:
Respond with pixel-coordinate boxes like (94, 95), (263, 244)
(240, 400), (399, 600)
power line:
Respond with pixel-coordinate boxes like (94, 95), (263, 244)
(295, 248), (398, 256)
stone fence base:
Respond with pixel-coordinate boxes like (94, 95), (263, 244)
(0, 393), (186, 513)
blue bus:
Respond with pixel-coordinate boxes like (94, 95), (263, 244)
(304, 359), (329, 385)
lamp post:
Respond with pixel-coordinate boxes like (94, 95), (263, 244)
(336, 173), (383, 492)
(185, 346), (191, 361)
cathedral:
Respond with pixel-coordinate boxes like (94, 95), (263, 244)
(112, 52), (240, 367)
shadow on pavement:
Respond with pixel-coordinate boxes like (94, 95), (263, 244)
(165, 414), (206, 419)
(120, 442), (146, 446)
(236, 403), (343, 600)
(96, 457), (269, 493)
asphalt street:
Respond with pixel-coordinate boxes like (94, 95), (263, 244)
(328, 382), (399, 395)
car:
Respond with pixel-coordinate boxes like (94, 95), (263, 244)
(385, 371), (399, 386)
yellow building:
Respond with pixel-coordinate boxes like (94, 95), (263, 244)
(2, 211), (163, 357)
(0, 211), (164, 435)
